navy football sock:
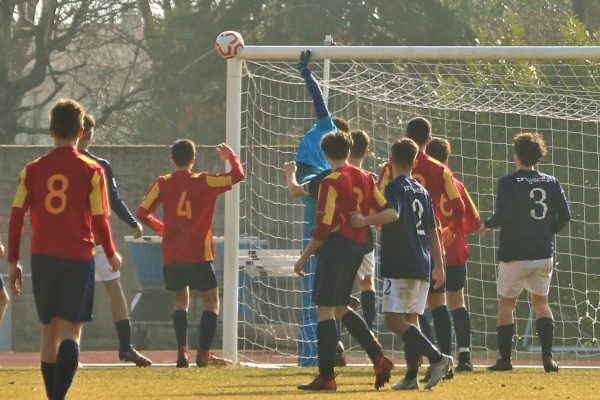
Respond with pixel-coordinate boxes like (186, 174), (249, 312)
(402, 325), (443, 364)
(432, 305), (452, 355)
(360, 290), (376, 331)
(341, 310), (381, 363)
(536, 318), (554, 356)
(418, 313), (434, 343)
(172, 309), (188, 347)
(404, 343), (420, 381)
(41, 362), (55, 399)
(317, 320), (337, 377)
(335, 320), (342, 341)
(115, 319), (132, 352)
(497, 324), (515, 362)
(52, 340), (79, 400)
(198, 311), (218, 352)
(451, 307), (471, 362)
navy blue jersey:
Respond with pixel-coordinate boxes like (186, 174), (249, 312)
(380, 175), (437, 280)
(83, 150), (138, 228)
(484, 170), (570, 262)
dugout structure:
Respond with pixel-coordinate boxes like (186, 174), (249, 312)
(222, 45), (600, 366)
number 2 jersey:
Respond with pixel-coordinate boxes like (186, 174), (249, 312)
(484, 169), (570, 262)
(136, 155), (244, 265)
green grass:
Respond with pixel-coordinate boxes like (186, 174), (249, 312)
(1, 367), (598, 399)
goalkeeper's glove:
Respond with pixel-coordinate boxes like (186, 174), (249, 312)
(297, 49), (312, 74)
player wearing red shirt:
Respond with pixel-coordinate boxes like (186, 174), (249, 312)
(294, 131), (393, 392)
(136, 139), (244, 368)
(7, 99), (121, 400)
(427, 137), (480, 372)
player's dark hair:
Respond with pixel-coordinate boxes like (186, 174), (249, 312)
(513, 132), (547, 166)
(426, 137), (451, 163)
(391, 138), (419, 168)
(332, 117), (350, 133)
(405, 117), (432, 147)
(83, 114), (96, 134)
(321, 130), (352, 160)
(350, 130), (370, 158)
(171, 139), (196, 167)
(50, 99), (84, 139)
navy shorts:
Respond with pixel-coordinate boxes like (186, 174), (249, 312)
(163, 261), (218, 292)
(31, 254), (95, 324)
(313, 234), (367, 306)
(446, 264), (467, 292)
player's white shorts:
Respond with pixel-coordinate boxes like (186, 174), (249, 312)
(497, 258), (553, 298)
(382, 278), (429, 315)
(94, 245), (120, 282)
(356, 251), (375, 280)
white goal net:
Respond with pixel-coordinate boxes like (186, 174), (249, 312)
(232, 52), (600, 366)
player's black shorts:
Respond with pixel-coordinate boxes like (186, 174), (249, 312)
(313, 233), (367, 306)
(31, 253), (95, 324)
(446, 264), (467, 292)
(163, 261), (217, 292)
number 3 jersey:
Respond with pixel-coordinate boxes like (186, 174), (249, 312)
(380, 175), (437, 280)
(136, 155), (244, 265)
(484, 169), (570, 262)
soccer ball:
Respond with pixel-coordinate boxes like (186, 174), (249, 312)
(215, 31), (244, 59)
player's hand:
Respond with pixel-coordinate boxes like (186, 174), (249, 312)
(108, 252), (122, 273)
(8, 261), (23, 296)
(297, 49), (311, 72)
(283, 161), (297, 178)
(478, 224), (490, 237)
(0, 242), (4, 257)
(216, 143), (235, 160)
(432, 266), (445, 289)
(441, 227), (455, 245)
(294, 256), (307, 277)
(350, 212), (367, 228)
(133, 222), (143, 239)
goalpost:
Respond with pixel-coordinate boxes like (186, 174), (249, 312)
(223, 45), (600, 366)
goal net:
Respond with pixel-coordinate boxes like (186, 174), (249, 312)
(230, 50), (600, 366)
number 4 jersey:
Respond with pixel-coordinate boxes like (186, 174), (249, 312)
(136, 155), (244, 265)
(484, 169), (570, 262)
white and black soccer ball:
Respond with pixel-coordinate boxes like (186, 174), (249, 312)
(215, 31), (244, 59)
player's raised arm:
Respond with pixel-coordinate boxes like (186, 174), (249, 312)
(298, 49), (329, 120)
(201, 143), (245, 192)
(136, 180), (165, 236)
(283, 161), (307, 198)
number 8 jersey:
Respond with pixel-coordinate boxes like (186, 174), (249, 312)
(484, 170), (571, 262)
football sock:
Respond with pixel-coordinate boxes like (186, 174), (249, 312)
(335, 320), (342, 342)
(41, 362), (55, 399)
(115, 319), (132, 352)
(52, 340), (79, 400)
(198, 311), (218, 352)
(418, 313), (434, 342)
(536, 318), (554, 356)
(341, 310), (381, 363)
(404, 343), (420, 381)
(451, 307), (472, 362)
(172, 309), (188, 347)
(432, 305), (452, 355)
(360, 290), (376, 331)
(497, 324), (515, 361)
(317, 319), (337, 377)
(402, 325), (443, 364)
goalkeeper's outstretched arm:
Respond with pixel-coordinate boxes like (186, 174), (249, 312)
(298, 49), (329, 120)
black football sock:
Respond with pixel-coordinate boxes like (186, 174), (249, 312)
(52, 340), (79, 400)
(41, 362), (55, 399)
(172, 309), (188, 347)
(432, 305), (452, 356)
(360, 290), (376, 331)
(335, 320), (342, 342)
(198, 311), (218, 352)
(418, 313), (434, 343)
(536, 318), (554, 357)
(404, 343), (420, 381)
(317, 319), (337, 377)
(115, 319), (132, 352)
(497, 324), (515, 362)
(341, 310), (382, 363)
(451, 307), (472, 362)
(402, 325), (443, 364)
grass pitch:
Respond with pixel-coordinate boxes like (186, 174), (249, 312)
(0, 366), (598, 399)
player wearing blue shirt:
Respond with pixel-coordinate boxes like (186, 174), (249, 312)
(77, 114), (151, 367)
(480, 132), (570, 372)
(352, 138), (452, 391)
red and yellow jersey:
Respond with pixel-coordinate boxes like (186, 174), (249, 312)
(136, 155), (244, 265)
(313, 164), (387, 243)
(8, 146), (113, 261)
(439, 177), (480, 265)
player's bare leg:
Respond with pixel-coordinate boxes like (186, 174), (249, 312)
(530, 292), (558, 372)
(173, 288), (190, 368)
(196, 288), (231, 367)
(0, 287), (9, 323)
(489, 295), (517, 371)
(104, 278), (151, 367)
(447, 289), (472, 371)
